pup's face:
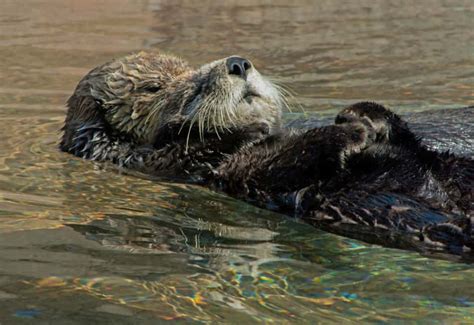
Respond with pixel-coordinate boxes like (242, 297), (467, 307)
(89, 52), (284, 145)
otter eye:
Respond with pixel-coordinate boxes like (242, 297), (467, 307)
(143, 85), (161, 93)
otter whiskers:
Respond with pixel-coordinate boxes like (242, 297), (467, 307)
(267, 78), (303, 114)
(179, 89), (244, 152)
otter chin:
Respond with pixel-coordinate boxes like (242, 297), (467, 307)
(61, 51), (473, 261)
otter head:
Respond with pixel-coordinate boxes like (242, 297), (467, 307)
(66, 51), (284, 150)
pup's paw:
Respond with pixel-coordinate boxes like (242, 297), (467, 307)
(335, 102), (404, 143)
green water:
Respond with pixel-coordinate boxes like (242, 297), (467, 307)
(0, 0), (473, 323)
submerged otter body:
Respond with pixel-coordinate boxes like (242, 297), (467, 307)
(61, 51), (474, 261)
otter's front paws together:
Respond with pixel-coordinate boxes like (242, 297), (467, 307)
(335, 101), (405, 144)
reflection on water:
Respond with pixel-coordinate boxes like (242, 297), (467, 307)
(0, 0), (473, 323)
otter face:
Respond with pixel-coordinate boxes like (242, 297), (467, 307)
(176, 56), (283, 144)
(84, 51), (284, 146)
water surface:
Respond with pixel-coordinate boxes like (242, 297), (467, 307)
(0, 0), (473, 323)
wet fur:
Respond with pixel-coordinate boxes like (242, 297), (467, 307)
(61, 51), (282, 177)
(61, 52), (474, 261)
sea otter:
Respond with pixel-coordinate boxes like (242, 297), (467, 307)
(61, 51), (474, 260)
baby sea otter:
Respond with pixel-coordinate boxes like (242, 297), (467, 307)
(61, 51), (473, 261)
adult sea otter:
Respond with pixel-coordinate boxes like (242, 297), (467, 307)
(60, 51), (474, 261)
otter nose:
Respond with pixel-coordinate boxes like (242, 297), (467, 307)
(226, 57), (252, 79)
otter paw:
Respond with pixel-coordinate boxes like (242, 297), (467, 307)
(335, 102), (403, 143)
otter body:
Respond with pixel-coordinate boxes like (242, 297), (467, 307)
(61, 51), (474, 261)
